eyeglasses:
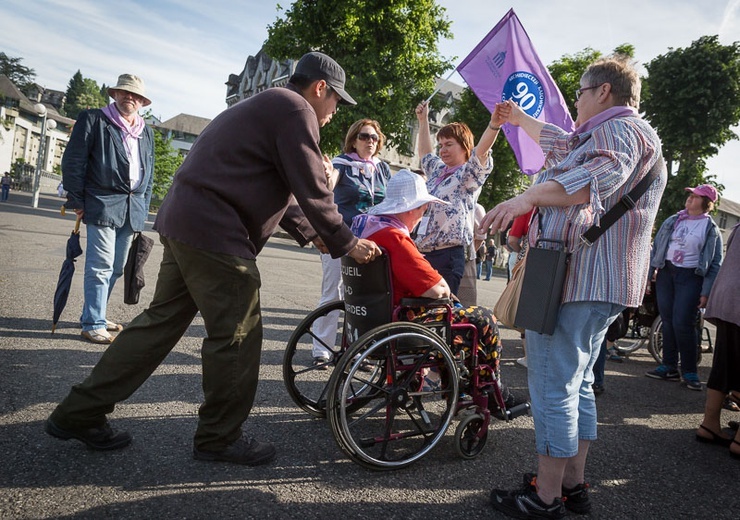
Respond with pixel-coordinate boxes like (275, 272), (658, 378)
(575, 84), (601, 101)
(357, 132), (379, 142)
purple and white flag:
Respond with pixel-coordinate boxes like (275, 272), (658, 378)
(457, 8), (574, 175)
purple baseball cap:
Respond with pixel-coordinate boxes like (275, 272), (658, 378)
(685, 184), (718, 202)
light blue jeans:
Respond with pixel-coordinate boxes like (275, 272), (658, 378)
(526, 301), (624, 457)
(81, 220), (134, 332)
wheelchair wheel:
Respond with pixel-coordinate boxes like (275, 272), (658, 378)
(614, 315), (648, 355)
(454, 413), (488, 459)
(327, 322), (459, 471)
(647, 316), (702, 365)
(283, 301), (346, 418)
(614, 334), (647, 355)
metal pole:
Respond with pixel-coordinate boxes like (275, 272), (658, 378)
(31, 110), (47, 209)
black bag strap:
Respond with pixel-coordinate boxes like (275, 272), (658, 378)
(580, 153), (662, 246)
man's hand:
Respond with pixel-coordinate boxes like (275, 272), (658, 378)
(313, 237), (329, 254)
(348, 238), (382, 264)
(479, 194), (534, 236)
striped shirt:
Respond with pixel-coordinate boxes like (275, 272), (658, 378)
(530, 114), (667, 307)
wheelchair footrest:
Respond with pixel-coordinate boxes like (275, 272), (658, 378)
(504, 402), (531, 421)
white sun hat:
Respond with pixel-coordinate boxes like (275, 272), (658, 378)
(368, 169), (448, 215)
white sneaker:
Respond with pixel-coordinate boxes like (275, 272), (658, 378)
(516, 357), (528, 368)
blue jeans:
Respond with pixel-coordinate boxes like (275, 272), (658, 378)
(526, 301), (624, 457)
(484, 259), (493, 280)
(655, 262), (702, 374)
(592, 337), (608, 387)
(1, 185), (9, 201)
(423, 246), (465, 295)
(81, 220), (135, 331)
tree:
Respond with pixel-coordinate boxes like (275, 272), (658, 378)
(0, 52), (35, 91)
(452, 88), (526, 211)
(151, 130), (183, 204)
(642, 36), (740, 222)
(263, 0), (453, 155)
(63, 71), (107, 119)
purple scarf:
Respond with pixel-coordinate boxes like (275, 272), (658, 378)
(351, 214), (408, 239)
(574, 106), (638, 136)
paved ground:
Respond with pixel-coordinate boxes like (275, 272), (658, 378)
(0, 190), (737, 519)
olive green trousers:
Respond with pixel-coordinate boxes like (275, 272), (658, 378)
(50, 236), (263, 451)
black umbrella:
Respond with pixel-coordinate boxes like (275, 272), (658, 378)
(52, 215), (82, 333)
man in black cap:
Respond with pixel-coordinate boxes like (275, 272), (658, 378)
(46, 52), (381, 466)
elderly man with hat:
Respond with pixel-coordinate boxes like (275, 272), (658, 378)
(646, 183), (723, 390)
(61, 73), (155, 345)
(47, 52), (381, 466)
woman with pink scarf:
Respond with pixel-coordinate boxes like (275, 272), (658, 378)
(646, 184), (723, 389)
(311, 119), (392, 366)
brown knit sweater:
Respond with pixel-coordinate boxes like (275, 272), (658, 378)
(154, 85), (356, 259)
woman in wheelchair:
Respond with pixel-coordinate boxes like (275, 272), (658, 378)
(351, 169), (516, 408)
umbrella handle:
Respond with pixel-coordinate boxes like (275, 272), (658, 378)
(74, 214), (82, 234)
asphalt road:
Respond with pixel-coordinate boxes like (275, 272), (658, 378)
(0, 190), (737, 519)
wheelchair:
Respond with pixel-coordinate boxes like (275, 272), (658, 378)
(283, 252), (530, 470)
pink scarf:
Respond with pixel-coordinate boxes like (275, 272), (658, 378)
(101, 103), (145, 158)
(351, 214), (408, 239)
(675, 209), (710, 225)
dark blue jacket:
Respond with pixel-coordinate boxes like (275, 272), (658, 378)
(62, 108), (154, 231)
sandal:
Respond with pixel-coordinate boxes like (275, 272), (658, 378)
(695, 424), (733, 447)
(81, 329), (114, 344)
(106, 320), (123, 332)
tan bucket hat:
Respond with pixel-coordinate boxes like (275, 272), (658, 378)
(108, 74), (151, 106)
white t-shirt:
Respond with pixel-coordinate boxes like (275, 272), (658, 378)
(666, 217), (710, 268)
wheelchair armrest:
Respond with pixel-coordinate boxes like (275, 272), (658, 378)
(399, 297), (452, 308)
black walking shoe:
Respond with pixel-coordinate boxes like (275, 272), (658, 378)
(523, 472), (592, 514)
(193, 435), (276, 466)
(490, 485), (566, 519)
(45, 418), (132, 451)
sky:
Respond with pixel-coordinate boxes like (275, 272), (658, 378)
(2, 0), (739, 201)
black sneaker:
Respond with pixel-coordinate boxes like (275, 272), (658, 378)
(645, 365), (680, 381)
(490, 486), (566, 519)
(523, 472), (592, 515)
(193, 435), (276, 466)
(45, 418), (132, 451)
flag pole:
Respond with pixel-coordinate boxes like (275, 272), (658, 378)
(424, 68), (457, 104)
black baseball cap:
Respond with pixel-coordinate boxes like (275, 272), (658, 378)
(294, 51), (357, 106)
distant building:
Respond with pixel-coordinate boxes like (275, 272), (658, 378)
(155, 114), (212, 156)
(0, 75), (73, 191)
(226, 48), (461, 171)
(713, 196), (740, 245)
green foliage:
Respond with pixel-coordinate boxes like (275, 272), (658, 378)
(0, 52), (35, 91)
(642, 35), (740, 223)
(263, 0), (453, 156)
(63, 70), (107, 119)
(452, 88), (527, 210)
(547, 47), (601, 120)
(151, 130), (183, 202)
